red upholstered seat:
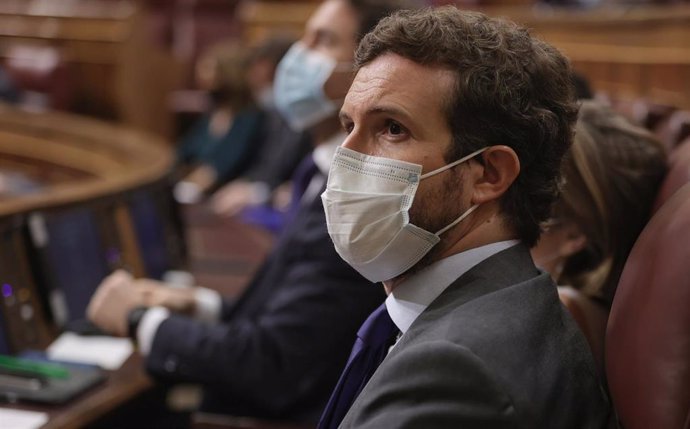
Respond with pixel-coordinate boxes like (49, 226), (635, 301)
(606, 183), (690, 429)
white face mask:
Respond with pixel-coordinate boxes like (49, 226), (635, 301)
(321, 146), (487, 282)
(274, 42), (340, 132)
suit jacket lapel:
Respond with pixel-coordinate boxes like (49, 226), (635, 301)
(401, 243), (541, 339)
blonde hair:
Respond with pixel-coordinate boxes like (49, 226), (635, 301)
(555, 100), (667, 305)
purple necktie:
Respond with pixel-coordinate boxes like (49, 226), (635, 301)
(285, 154), (318, 222)
(318, 303), (399, 429)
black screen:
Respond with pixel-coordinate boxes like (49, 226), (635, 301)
(41, 209), (110, 322)
(129, 192), (169, 279)
(0, 306), (10, 355)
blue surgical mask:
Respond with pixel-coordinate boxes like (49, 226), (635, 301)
(274, 42), (341, 132)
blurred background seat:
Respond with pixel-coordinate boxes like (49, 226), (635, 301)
(2, 45), (73, 112)
(654, 137), (690, 209)
(606, 183), (690, 429)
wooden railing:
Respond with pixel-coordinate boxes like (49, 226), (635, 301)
(239, 1), (690, 109)
(0, 104), (173, 216)
(238, 0), (318, 45)
(492, 4), (690, 109)
(0, 105), (180, 353)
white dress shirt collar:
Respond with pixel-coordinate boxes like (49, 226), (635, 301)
(313, 131), (345, 175)
(386, 240), (519, 335)
(302, 132), (345, 203)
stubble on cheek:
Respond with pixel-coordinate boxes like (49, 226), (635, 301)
(403, 169), (467, 276)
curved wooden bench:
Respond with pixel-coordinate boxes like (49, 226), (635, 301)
(0, 103), (173, 215)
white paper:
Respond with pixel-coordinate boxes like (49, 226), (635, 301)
(0, 408), (48, 429)
(46, 333), (133, 370)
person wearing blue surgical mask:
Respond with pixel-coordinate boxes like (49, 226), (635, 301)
(209, 36), (313, 230)
(87, 0), (422, 425)
(209, 0), (371, 227)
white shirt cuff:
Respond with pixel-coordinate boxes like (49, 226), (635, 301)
(249, 182), (271, 204)
(136, 306), (170, 356)
(193, 287), (222, 323)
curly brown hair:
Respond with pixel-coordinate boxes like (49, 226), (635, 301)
(355, 7), (578, 246)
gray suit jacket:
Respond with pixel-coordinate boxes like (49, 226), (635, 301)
(340, 244), (611, 428)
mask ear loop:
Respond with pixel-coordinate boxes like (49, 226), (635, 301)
(420, 147), (488, 180)
(436, 203), (480, 236)
(425, 147), (488, 236)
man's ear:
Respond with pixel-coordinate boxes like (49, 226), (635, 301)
(470, 145), (520, 204)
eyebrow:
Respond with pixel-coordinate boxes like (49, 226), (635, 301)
(339, 105), (414, 124)
(368, 106), (413, 122)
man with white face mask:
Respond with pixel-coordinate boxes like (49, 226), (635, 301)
(87, 0), (420, 424)
(318, 7), (612, 429)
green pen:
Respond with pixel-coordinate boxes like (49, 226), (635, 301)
(0, 355), (70, 379)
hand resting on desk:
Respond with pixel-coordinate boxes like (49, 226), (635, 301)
(87, 270), (197, 337)
(86, 270), (149, 337)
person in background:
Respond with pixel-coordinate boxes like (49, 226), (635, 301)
(572, 71), (593, 99)
(174, 42), (263, 203)
(0, 65), (20, 104)
(87, 0), (419, 424)
(316, 7), (611, 428)
(531, 100), (667, 370)
(210, 36), (313, 232)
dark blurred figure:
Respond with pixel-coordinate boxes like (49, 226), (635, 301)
(210, 36), (312, 232)
(174, 42), (263, 202)
(0, 65), (20, 104)
(573, 71), (593, 99)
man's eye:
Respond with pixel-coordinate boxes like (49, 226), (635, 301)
(387, 120), (404, 135)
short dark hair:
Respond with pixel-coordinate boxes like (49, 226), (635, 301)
(355, 7), (578, 247)
(347, 0), (424, 43)
(249, 35), (296, 68)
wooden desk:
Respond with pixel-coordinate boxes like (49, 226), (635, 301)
(4, 353), (152, 429)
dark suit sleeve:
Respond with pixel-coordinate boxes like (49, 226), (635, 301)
(242, 110), (312, 190)
(340, 341), (519, 429)
(144, 196), (384, 416)
(219, 296), (236, 319)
